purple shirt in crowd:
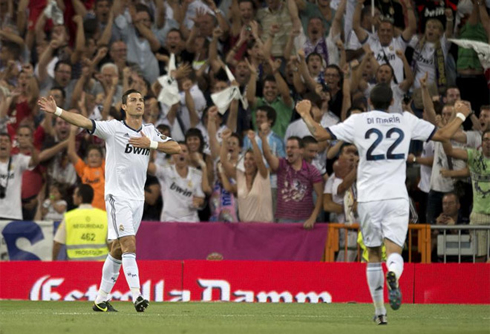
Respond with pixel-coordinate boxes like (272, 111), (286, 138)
(275, 158), (323, 221)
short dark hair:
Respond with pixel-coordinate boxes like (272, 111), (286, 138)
(263, 75), (276, 85)
(256, 105), (277, 127)
(286, 136), (304, 148)
(306, 52), (322, 64)
(303, 92), (323, 110)
(50, 86), (66, 99)
(87, 145), (103, 157)
(481, 105), (490, 112)
(167, 28), (183, 39)
(157, 124), (171, 134)
(54, 60), (72, 73)
(370, 83), (393, 111)
(185, 128), (205, 153)
(0, 132), (11, 142)
(230, 132), (243, 148)
(77, 184), (94, 204)
(17, 124), (33, 135)
(443, 192), (459, 203)
(302, 135), (318, 146)
(135, 3), (153, 22)
(122, 89), (141, 105)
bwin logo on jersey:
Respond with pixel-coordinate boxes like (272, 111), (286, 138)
(124, 144), (151, 156)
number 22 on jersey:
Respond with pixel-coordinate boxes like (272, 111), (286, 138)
(365, 128), (405, 161)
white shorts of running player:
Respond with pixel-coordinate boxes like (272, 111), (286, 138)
(106, 194), (144, 240)
(358, 198), (409, 248)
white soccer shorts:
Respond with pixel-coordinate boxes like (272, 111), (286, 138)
(358, 198), (409, 248)
(106, 194), (144, 240)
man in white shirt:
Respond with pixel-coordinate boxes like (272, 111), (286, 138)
(148, 142), (206, 222)
(352, 0), (416, 84)
(296, 84), (472, 324)
(0, 133), (39, 220)
(38, 89), (181, 313)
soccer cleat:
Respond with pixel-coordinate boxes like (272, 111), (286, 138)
(134, 296), (149, 312)
(92, 300), (118, 312)
(386, 271), (402, 310)
(373, 314), (388, 325)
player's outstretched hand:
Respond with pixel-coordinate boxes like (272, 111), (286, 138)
(454, 100), (472, 117)
(129, 131), (151, 148)
(296, 100), (311, 118)
(37, 96), (58, 114)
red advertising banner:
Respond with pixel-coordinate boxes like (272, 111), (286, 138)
(183, 261), (414, 303)
(0, 261), (182, 302)
(414, 264), (490, 304)
(0, 261), (488, 304)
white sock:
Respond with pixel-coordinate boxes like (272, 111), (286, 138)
(386, 253), (404, 279)
(95, 254), (121, 304)
(367, 263), (386, 316)
(122, 253), (141, 302)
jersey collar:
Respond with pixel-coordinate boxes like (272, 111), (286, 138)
(122, 120), (142, 132)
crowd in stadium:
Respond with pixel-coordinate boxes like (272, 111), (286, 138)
(0, 0), (489, 259)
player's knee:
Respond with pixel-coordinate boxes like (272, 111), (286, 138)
(119, 236), (136, 254)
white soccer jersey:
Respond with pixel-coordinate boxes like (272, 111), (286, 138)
(327, 111), (436, 202)
(362, 33), (409, 84)
(0, 154), (31, 220)
(410, 34), (450, 89)
(89, 119), (172, 200)
(155, 164), (204, 222)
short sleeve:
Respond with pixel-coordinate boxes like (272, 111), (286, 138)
(309, 164), (323, 184)
(406, 112), (436, 142)
(327, 114), (357, 143)
(88, 120), (116, 140)
(466, 148), (475, 167)
(148, 125), (174, 143)
(74, 158), (86, 178)
(154, 163), (169, 182)
(324, 175), (334, 194)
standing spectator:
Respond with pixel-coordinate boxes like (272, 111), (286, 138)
(0, 132), (39, 220)
(262, 134), (323, 228)
(221, 129), (273, 222)
(114, 3), (161, 84)
(149, 142), (210, 222)
(246, 59), (294, 139)
(11, 125), (44, 220)
(41, 182), (67, 221)
(352, 0), (416, 84)
(409, 9), (454, 92)
(443, 130), (490, 262)
(52, 184), (109, 261)
(67, 125), (106, 211)
(256, 0), (294, 59)
(455, 0), (490, 116)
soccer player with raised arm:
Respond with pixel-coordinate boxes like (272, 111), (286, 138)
(296, 84), (472, 325)
(38, 89), (181, 313)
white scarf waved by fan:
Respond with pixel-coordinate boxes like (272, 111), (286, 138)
(157, 53), (181, 112)
(211, 66), (248, 114)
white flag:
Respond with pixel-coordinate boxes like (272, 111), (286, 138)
(211, 65), (248, 114)
(449, 39), (490, 70)
(157, 54), (180, 110)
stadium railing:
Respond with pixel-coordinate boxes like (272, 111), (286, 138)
(431, 225), (490, 263)
(324, 223), (431, 263)
(325, 223), (490, 263)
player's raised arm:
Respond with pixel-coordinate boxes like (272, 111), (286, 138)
(38, 96), (93, 131)
(431, 101), (473, 142)
(296, 100), (332, 141)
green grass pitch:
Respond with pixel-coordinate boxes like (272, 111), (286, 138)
(0, 301), (489, 334)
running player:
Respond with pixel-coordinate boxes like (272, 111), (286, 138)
(295, 83), (472, 325)
(38, 89), (181, 312)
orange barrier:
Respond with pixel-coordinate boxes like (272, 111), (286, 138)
(324, 223), (432, 263)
